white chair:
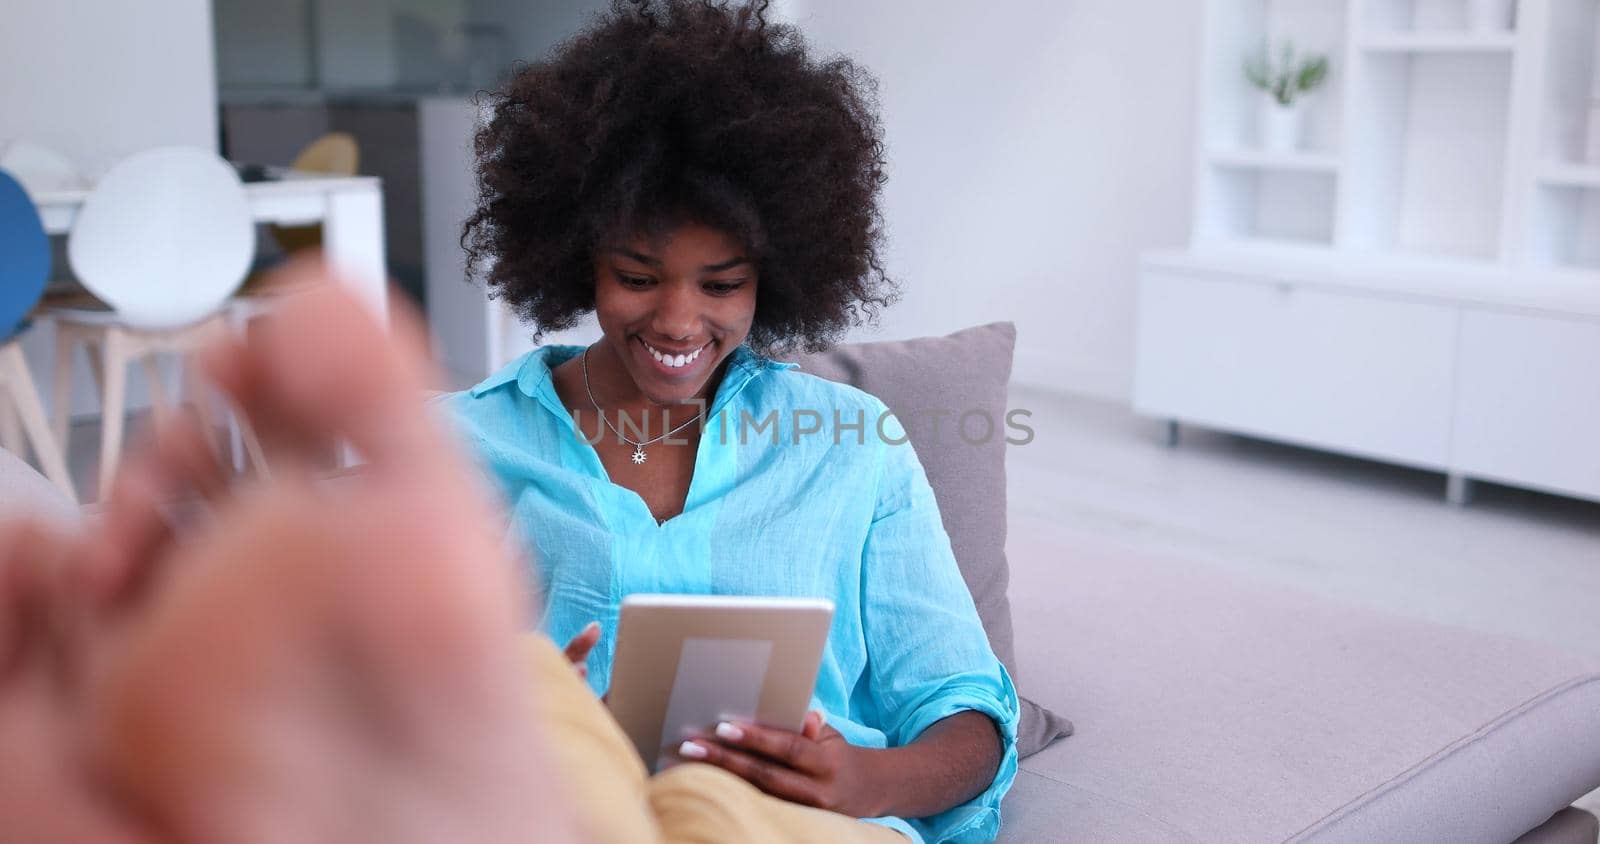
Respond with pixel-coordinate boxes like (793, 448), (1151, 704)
(51, 147), (259, 499)
(0, 140), (86, 196)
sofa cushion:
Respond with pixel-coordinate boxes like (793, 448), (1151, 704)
(1000, 523), (1600, 843)
(795, 323), (1072, 757)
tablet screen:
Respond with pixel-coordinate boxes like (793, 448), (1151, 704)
(655, 637), (772, 770)
(606, 595), (834, 771)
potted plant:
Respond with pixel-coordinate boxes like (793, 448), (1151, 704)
(1244, 42), (1329, 153)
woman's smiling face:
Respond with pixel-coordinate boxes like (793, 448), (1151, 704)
(592, 222), (758, 406)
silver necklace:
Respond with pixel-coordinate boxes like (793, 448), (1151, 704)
(582, 347), (703, 465)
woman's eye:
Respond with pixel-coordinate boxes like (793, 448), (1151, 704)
(704, 281), (746, 295)
(617, 274), (653, 288)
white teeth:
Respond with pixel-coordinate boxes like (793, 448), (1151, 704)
(644, 341), (706, 369)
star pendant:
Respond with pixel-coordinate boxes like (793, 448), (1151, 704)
(631, 446), (647, 465)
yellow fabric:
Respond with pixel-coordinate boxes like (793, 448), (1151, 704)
(522, 635), (906, 843)
(290, 133), (360, 176)
(268, 133), (362, 259)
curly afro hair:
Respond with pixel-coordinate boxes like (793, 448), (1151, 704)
(461, 0), (895, 354)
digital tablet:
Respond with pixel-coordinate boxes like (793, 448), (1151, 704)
(605, 594), (834, 772)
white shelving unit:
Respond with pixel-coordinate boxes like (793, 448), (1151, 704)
(1196, 0), (1348, 246)
(1192, 0), (1600, 266)
(1207, 148), (1343, 172)
(1537, 162), (1600, 187)
(1140, 0), (1600, 505)
(1358, 32), (1518, 51)
(1516, 0), (1600, 268)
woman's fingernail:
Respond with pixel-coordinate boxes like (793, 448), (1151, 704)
(678, 740), (708, 759)
(715, 722), (744, 741)
(584, 621), (601, 634)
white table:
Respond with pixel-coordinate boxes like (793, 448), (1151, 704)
(33, 172), (389, 319)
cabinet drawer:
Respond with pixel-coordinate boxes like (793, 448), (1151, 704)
(1453, 310), (1600, 500)
(1134, 270), (1456, 468)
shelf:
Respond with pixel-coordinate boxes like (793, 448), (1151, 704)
(1208, 149), (1341, 174)
(1532, 0), (1600, 172)
(1143, 246), (1600, 319)
(1538, 163), (1600, 189)
(1358, 32), (1517, 53)
(1527, 181), (1600, 271)
(1200, 0), (1347, 156)
(1341, 37), (1513, 262)
(1199, 165), (1337, 247)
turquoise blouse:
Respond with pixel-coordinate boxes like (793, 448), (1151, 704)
(439, 344), (1019, 844)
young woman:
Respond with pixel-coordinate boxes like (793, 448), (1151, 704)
(443, 2), (1019, 841)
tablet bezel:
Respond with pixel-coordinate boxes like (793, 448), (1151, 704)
(605, 594), (835, 771)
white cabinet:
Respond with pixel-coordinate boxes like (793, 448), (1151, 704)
(1453, 309), (1600, 499)
(1135, 253), (1600, 504)
(1135, 270), (1456, 469)
(1139, 0), (1600, 504)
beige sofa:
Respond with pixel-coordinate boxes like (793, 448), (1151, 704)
(997, 524), (1600, 843)
(4, 428), (1597, 843)
(793, 323), (1600, 843)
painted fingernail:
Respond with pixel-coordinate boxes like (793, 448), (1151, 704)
(678, 740), (708, 759)
(715, 722), (744, 741)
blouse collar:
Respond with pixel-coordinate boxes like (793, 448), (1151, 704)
(467, 343), (797, 421)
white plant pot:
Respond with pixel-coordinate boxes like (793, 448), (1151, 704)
(1468, 0), (1516, 33)
(1259, 101), (1306, 153)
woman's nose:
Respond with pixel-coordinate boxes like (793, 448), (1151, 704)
(654, 284), (700, 340)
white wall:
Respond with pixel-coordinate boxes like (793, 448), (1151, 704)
(800, 1), (1202, 400)
(1, 0), (218, 177)
(2, 0), (220, 419)
(432, 1), (1202, 401)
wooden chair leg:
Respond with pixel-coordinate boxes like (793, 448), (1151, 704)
(0, 344), (76, 503)
(84, 338), (105, 390)
(0, 392), (22, 457)
(97, 328), (129, 501)
(140, 353), (171, 428)
(183, 362), (223, 455)
(52, 323), (77, 454)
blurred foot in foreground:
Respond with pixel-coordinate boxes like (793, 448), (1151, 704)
(0, 263), (576, 843)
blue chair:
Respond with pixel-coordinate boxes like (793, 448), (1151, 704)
(0, 168), (74, 501)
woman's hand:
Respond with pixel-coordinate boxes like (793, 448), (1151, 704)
(677, 711), (886, 818)
(561, 621), (601, 680)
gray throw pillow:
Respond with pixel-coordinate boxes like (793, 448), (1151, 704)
(795, 322), (1072, 758)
